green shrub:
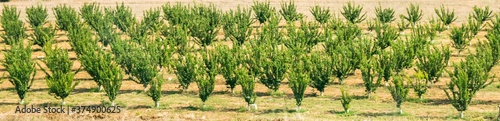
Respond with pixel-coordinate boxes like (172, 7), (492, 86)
(188, 3), (221, 48)
(142, 8), (163, 33)
(129, 42), (160, 91)
(161, 25), (191, 56)
(449, 25), (471, 53)
(217, 45), (243, 94)
(375, 5), (395, 24)
(376, 50), (394, 86)
(222, 6), (254, 46)
(310, 5), (331, 25)
(410, 71), (428, 100)
(374, 25), (398, 50)
(279, 0), (303, 22)
(391, 40), (416, 74)
(416, 46), (450, 86)
(396, 17), (409, 33)
(3, 43), (37, 104)
(401, 3), (423, 26)
(340, 88), (352, 113)
(236, 67), (257, 110)
(252, 0), (275, 24)
(39, 43), (79, 105)
(95, 9), (116, 48)
(99, 53), (124, 106)
(80, 2), (102, 31)
(260, 46), (288, 92)
(360, 58), (382, 98)
(429, 17), (446, 34)
(147, 75), (164, 108)
(1, 5), (27, 45)
(467, 16), (481, 36)
(341, 2), (366, 23)
(174, 53), (200, 93)
(434, 5), (457, 27)
(471, 5), (493, 24)
(331, 45), (356, 84)
(54, 4), (79, 31)
(334, 23), (361, 43)
(32, 25), (56, 48)
(284, 20), (321, 52)
(288, 60), (310, 112)
(26, 5), (48, 28)
(305, 52), (333, 96)
(198, 51), (218, 108)
(388, 76), (410, 114)
(114, 2), (136, 33)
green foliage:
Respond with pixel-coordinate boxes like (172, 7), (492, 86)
(449, 25), (471, 53)
(485, 17), (500, 68)
(341, 2), (366, 23)
(3, 43), (37, 104)
(387, 76), (410, 114)
(305, 52), (333, 96)
(467, 16), (481, 36)
(252, 0), (275, 24)
(26, 5), (48, 28)
(110, 38), (136, 76)
(222, 6), (254, 46)
(256, 12), (283, 45)
(188, 3), (221, 48)
(410, 71), (428, 100)
(174, 53), (200, 92)
(429, 17), (446, 34)
(434, 5), (457, 26)
(129, 42), (160, 90)
(279, 0), (303, 22)
(39, 43), (79, 105)
(142, 8), (163, 33)
(416, 46), (450, 85)
(54, 4), (79, 31)
(391, 40), (416, 74)
(360, 58), (381, 98)
(217, 45), (242, 94)
(396, 17), (409, 32)
(340, 88), (352, 113)
(95, 8), (117, 47)
(376, 50), (394, 85)
(31, 25), (56, 48)
(288, 60), (310, 111)
(334, 23), (361, 43)
(161, 25), (192, 56)
(375, 5), (395, 24)
(331, 45), (356, 84)
(1, 5), (27, 45)
(260, 46), (288, 92)
(113, 2), (136, 33)
(147, 75), (164, 108)
(198, 51), (217, 106)
(471, 5), (493, 24)
(236, 67), (257, 108)
(163, 2), (189, 27)
(99, 53), (124, 106)
(310, 5), (331, 24)
(80, 2), (102, 31)
(374, 25), (398, 50)
(476, 41), (496, 72)
(444, 55), (492, 118)
(244, 40), (267, 80)
(284, 20), (321, 52)
(401, 3), (423, 26)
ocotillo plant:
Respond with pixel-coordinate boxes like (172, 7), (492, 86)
(388, 76), (410, 114)
(99, 53), (124, 106)
(471, 5), (493, 24)
(449, 24), (471, 53)
(26, 4), (48, 28)
(260, 46), (288, 92)
(340, 88), (352, 113)
(434, 5), (457, 29)
(252, 0), (275, 24)
(3, 43), (37, 104)
(198, 51), (217, 109)
(416, 46), (451, 86)
(39, 43), (80, 105)
(279, 0), (303, 22)
(310, 5), (331, 25)
(147, 75), (164, 108)
(222, 6), (254, 46)
(360, 58), (382, 98)
(174, 53), (199, 93)
(445, 56), (492, 118)
(162, 2), (189, 27)
(113, 2), (136, 33)
(53, 4), (79, 31)
(217, 45), (242, 94)
(376, 50), (394, 86)
(341, 1), (366, 24)
(401, 3), (423, 27)
(1, 5), (27, 45)
(410, 71), (428, 100)
(375, 5), (395, 24)
(188, 3), (221, 48)
(31, 25), (56, 48)
(288, 59), (310, 112)
(236, 67), (257, 110)
(331, 45), (356, 84)
(305, 52), (333, 96)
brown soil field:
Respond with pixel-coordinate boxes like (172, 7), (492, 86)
(0, 0), (500, 120)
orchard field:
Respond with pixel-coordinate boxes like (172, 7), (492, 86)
(0, 0), (500, 120)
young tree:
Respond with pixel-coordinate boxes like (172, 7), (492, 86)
(340, 88), (353, 113)
(173, 53), (199, 93)
(198, 51), (217, 108)
(236, 67), (257, 110)
(376, 50), (394, 86)
(99, 53), (124, 106)
(53, 4), (79, 31)
(252, 0), (275, 24)
(434, 5), (457, 29)
(31, 24), (56, 48)
(288, 60), (310, 112)
(279, 0), (303, 22)
(392, 40), (416, 74)
(471, 5), (493, 24)
(188, 3), (221, 48)
(3, 43), (37, 104)
(162, 2), (189, 27)
(374, 24), (399, 50)
(416, 46), (451, 86)
(222, 6), (254, 46)
(147, 75), (164, 108)
(305, 52), (333, 96)
(410, 71), (428, 100)
(360, 58), (382, 98)
(331, 45), (356, 84)
(39, 43), (80, 105)
(310, 5), (331, 25)
(388, 76), (410, 114)
(217, 45), (242, 94)
(260, 46), (288, 92)
(401, 3), (423, 27)
(1, 5), (27, 45)
(113, 2), (136, 33)
(26, 4), (48, 28)
(375, 5), (395, 24)
(341, 1), (366, 24)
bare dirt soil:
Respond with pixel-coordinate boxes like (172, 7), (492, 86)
(0, 0), (500, 120)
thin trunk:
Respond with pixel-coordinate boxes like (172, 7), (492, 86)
(20, 99), (24, 105)
(61, 99), (66, 106)
(144, 85), (148, 92)
(247, 104), (251, 111)
(111, 101), (115, 106)
(202, 102), (206, 109)
(399, 108), (403, 114)
(98, 85), (103, 91)
(385, 81), (389, 86)
(231, 88), (235, 94)
(319, 91), (324, 96)
(296, 106), (301, 112)
(419, 95), (423, 100)
(155, 101), (160, 108)
(183, 88), (188, 93)
(460, 111), (464, 118)
(367, 92), (371, 98)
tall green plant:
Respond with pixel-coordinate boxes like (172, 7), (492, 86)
(279, 0), (303, 22)
(449, 25), (471, 53)
(31, 25), (56, 48)
(288, 60), (310, 112)
(113, 2), (136, 33)
(305, 52), (333, 96)
(376, 50), (394, 86)
(80, 2), (102, 31)
(401, 3), (423, 27)
(434, 5), (457, 28)
(392, 40), (416, 74)
(188, 3), (221, 48)
(174, 53), (200, 93)
(374, 25), (398, 50)
(375, 5), (395, 24)
(388, 76), (410, 114)
(410, 71), (428, 100)
(3, 43), (37, 104)
(341, 2), (366, 24)
(360, 58), (382, 98)
(54, 4), (79, 31)
(222, 6), (254, 46)
(340, 88), (352, 113)
(331, 45), (356, 84)
(236, 67), (257, 110)
(1, 5), (27, 45)
(198, 51), (217, 108)
(471, 5), (493, 24)
(310, 5), (331, 25)
(99, 53), (124, 106)
(147, 75), (164, 108)
(217, 45), (242, 94)
(416, 46), (451, 86)
(252, 0), (275, 24)
(26, 5), (48, 28)
(129, 42), (160, 91)
(260, 46), (288, 92)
